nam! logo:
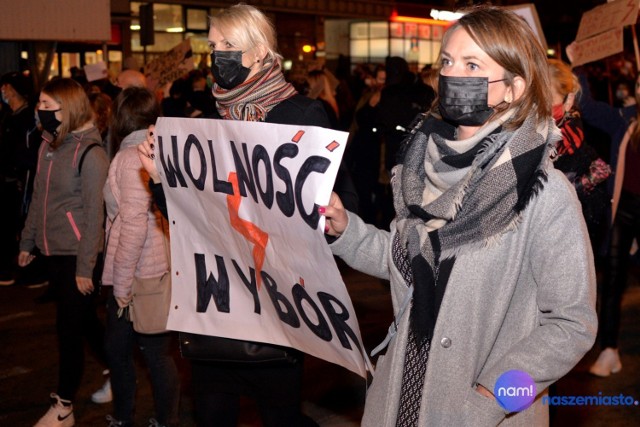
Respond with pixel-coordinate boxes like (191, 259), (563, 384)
(494, 370), (536, 412)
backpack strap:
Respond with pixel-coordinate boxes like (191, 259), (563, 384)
(78, 143), (101, 175)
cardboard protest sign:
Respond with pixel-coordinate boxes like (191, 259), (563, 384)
(144, 39), (194, 91)
(570, 28), (625, 67)
(155, 117), (368, 378)
(576, 0), (639, 41)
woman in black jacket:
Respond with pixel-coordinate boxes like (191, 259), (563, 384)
(137, 4), (355, 426)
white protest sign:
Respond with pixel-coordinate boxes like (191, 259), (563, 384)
(576, 0), (639, 41)
(155, 117), (368, 378)
(144, 39), (194, 91)
(571, 27), (625, 67)
(84, 61), (108, 82)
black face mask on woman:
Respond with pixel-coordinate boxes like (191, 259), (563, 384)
(210, 50), (251, 90)
(37, 109), (62, 137)
(438, 75), (507, 126)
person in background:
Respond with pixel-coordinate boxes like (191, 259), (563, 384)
(102, 87), (180, 427)
(548, 58), (611, 247)
(18, 78), (110, 427)
(306, 69), (340, 129)
(116, 69), (147, 90)
(0, 71), (34, 285)
(137, 4), (356, 426)
(613, 80), (636, 108)
(346, 64), (386, 226)
(567, 43), (640, 378)
(187, 69), (216, 118)
(160, 77), (192, 118)
(89, 92), (113, 145)
(322, 6), (596, 425)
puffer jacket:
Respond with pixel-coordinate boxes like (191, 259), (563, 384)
(102, 129), (169, 299)
(20, 126), (108, 277)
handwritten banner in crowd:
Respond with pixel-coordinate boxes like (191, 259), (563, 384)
(154, 117), (368, 378)
(144, 39), (194, 92)
(576, 0), (640, 41)
(571, 27), (624, 67)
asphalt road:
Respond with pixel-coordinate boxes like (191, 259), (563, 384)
(1, 263), (638, 426)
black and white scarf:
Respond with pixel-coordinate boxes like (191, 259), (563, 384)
(392, 110), (558, 341)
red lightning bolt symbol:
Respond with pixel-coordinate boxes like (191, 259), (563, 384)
(226, 172), (269, 289)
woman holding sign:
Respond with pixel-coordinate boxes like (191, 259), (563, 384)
(322, 6), (597, 426)
(138, 4), (356, 426)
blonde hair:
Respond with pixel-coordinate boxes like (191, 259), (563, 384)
(41, 78), (93, 149)
(548, 58), (580, 100)
(439, 6), (552, 129)
(209, 4), (280, 60)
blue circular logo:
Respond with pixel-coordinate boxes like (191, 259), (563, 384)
(494, 370), (537, 412)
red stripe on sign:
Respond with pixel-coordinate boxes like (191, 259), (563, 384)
(292, 130), (305, 143)
(326, 141), (340, 152)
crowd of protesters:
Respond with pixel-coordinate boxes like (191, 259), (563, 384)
(1, 4), (639, 427)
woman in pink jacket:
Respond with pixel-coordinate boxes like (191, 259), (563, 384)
(102, 87), (179, 427)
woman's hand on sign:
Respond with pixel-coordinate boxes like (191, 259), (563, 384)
(138, 124), (161, 184)
(319, 192), (348, 237)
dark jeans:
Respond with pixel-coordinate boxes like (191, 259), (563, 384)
(46, 255), (107, 401)
(191, 357), (317, 427)
(600, 191), (640, 348)
(0, 181), (21, 277)
(105, 294), (180, 426)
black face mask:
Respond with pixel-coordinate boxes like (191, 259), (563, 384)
(438, 75), (507, 126)
(210, 50), (251, 90)
(37, 109), (62, 137)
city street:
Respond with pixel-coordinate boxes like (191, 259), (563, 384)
(1, 261), (638, 426)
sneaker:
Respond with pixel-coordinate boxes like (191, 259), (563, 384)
(34, 393), (74, 427)
(91, 378), (112, 404)
(589, 347), (622, 377)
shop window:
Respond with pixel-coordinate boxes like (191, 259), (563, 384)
(187, 8), (208, 31)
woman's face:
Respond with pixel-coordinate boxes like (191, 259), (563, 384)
(38, 92), (63, 123)
(440, 27), (513, 108)
(208, 26), (261, 82)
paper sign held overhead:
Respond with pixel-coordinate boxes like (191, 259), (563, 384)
(576, 0), (640, 41)
(570, 28), (625, 67)
(144, 40), (194, 92)
(84, 61), (109, 82)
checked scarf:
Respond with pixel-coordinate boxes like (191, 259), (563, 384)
(214, 52), (298, 121)
(392, 110), (558, 342)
